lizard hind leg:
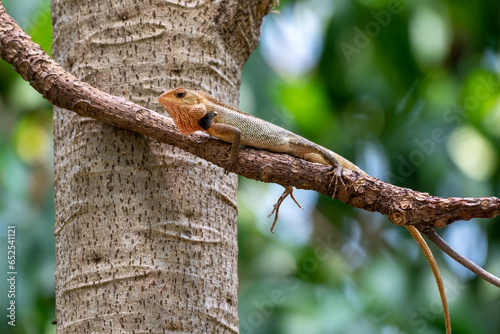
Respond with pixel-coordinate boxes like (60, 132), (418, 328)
(268, 186), (303, 233)
(326, 166), (345, 200)
(302, 152), (345, 196)
(288, 138), (346, 200)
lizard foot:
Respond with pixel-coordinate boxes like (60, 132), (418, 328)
(267, 186), (303, 233)
(327, 166), (345, 200)
(222, 150), (237, 175)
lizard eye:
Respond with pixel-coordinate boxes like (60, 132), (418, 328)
(174, 89), (187, 99)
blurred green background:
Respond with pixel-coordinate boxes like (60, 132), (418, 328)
(1, 0), (499, 333)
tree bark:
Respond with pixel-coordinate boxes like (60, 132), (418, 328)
(51, 0), (273, 332)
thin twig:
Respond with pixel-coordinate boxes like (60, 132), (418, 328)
(423, 228), (500, 288)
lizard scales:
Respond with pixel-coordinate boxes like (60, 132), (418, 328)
(159, 87), (362, 174)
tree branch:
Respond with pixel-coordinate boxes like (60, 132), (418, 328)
(1, 3), (499, 283)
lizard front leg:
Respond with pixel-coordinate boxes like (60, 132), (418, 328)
(207, 123), (241, 174)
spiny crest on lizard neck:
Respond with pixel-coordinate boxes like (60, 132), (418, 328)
(193, 90), (252, 116)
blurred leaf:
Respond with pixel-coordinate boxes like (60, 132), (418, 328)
(15, 115), (51, 164)
(277, 79), (335, 135)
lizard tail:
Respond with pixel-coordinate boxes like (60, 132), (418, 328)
(406, 225), (451, 334)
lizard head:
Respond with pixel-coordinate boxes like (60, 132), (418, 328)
(159, 88), (206, 134)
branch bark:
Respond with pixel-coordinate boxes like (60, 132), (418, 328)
(1, 1), (500, 290)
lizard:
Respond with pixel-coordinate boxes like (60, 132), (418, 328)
(159, 87), (451, 333)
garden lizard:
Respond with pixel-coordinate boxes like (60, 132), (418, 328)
(159, 87), (451, 333)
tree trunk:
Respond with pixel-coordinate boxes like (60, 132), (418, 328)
(51, 0), (273, 332)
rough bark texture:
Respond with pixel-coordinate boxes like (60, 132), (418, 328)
(49, 0), (272, 333)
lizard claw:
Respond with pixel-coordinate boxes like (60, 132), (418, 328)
(268, 186), (303, 233)
(222, 149), (237, 174)
(327, 166), (345, 199)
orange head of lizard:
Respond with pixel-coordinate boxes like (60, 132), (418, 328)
(159, 87), (207, 134)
